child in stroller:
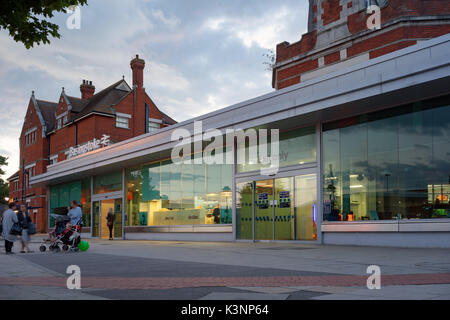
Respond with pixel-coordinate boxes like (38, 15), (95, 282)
(40, 214), (83, 252)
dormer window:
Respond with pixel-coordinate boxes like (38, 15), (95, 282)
(57, 118), (62, 129)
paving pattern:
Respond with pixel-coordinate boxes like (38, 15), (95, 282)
(2, 239), (450, 300)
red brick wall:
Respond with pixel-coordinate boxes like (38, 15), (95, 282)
(347, 0), (450, 34)
(273, 0), (450, 90)
(13, 99), (51, 232)
(275, 31), (317, 63)
(321, 0), (343, 26)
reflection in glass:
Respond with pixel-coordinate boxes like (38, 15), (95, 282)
(323, 99), (450, 221)
(237, 126), (316, 173)
(126, 158), (233, 227)
(236, 182), (253, 240)
(255, 180), (274, 240)
(295, 174), (317, 240)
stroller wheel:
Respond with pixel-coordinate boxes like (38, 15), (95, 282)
(39, 245), (46, 252)
(54, 245), (61, 253)
(62, 245), (69, 252)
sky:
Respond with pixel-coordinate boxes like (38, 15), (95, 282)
(0, 0), (309, 180)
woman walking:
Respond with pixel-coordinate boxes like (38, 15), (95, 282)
(2, 203), (19, 254)
(106, 208), (115, 240)
(18, 204), (33, 253)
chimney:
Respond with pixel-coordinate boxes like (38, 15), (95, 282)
(80, 80), (95, 99)
(130, 54), (145, 88)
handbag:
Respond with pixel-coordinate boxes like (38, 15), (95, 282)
(10, 222), (23, 236)
(27, 223), (37, 235)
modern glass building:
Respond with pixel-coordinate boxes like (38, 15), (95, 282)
(31, 35), (450, 247)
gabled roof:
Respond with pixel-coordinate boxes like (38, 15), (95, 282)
(65, 96), (88, 113)
(32, 78), (177, 134)
(35, 99), (57, 133)
(7, 170), (20, 181)
(145, 92), (177, 125)
(72, 79), (132, 120)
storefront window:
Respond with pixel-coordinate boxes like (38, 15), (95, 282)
(49, 178), (91, 227)
(93, 171), (122, 194)
(125, 157), (233, 226)
(323, 97), (450, 221)
(237, 126), (316, 173)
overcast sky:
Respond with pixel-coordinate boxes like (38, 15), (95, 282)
(0, 0), (308, 179)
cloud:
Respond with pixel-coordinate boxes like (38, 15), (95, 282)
(151, 9), (181, 29)
(202, 6), (306, 49)
(0, 0), (309, 180)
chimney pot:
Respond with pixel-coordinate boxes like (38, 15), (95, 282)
(80, 80), (95, 99)
(130, 54), (145, 88)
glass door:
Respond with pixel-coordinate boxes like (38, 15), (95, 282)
(236, 173), (318, 241)
(274, 177), (295, 240)
(295, 174), (317, 240)
(92, 201), (100, 237)
(255, 180), (274, 240)
(236, 181), (253, 240)
(92, 197), (123, 239)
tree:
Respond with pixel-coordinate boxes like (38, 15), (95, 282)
(0, 156), (9, 205)
(0, 0), (88, 49)
(262, 49), (275, 71)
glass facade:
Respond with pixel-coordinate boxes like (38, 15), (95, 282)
(323, 98), (450, 221)
(236, 174), (317, 240)
(125, 158), (233, 226)
(237, 126), (316, 173)
(93, 171), (122, 194)
(49, 178), (91, 227)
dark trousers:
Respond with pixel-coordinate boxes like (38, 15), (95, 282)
(5, 240), (13, 253)
(108, 225), (113, 239)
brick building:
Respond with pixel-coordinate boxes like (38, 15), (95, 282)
(273, 0), (450, 89)
(7, 55), (176, 232)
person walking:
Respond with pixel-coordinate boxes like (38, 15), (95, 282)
(106, 208), (115, 240)
(18, 204), (33, 253)
(2, 203), (19, 254)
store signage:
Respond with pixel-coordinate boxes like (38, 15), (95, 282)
(68, 134), (111, 159)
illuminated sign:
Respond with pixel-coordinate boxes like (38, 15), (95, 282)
(68, 134), (111, 159)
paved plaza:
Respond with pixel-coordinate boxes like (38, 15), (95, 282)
(1, 237), (450, 300)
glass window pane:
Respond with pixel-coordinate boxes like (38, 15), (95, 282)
(237, 126), (316, 173)
(323, 99), (450, 221)
(236, 182), (253, 240)
(93, 171), (122, 194)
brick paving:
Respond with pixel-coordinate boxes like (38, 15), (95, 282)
(2, 273), (450, 290)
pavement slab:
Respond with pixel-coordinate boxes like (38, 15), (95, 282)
(1, 239), (450, 300)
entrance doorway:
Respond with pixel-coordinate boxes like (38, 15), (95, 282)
(236, 174), (317, 241)
(92, 197), (123, 239)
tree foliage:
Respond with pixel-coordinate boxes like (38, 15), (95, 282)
(0, 156), (9, 204)
(0, 0), (88, 49)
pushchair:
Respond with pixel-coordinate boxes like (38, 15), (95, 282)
(40, 214), (82, 253)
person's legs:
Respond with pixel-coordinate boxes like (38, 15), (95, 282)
(5, 240), (13, 253)
(108, 225), (113, 240)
